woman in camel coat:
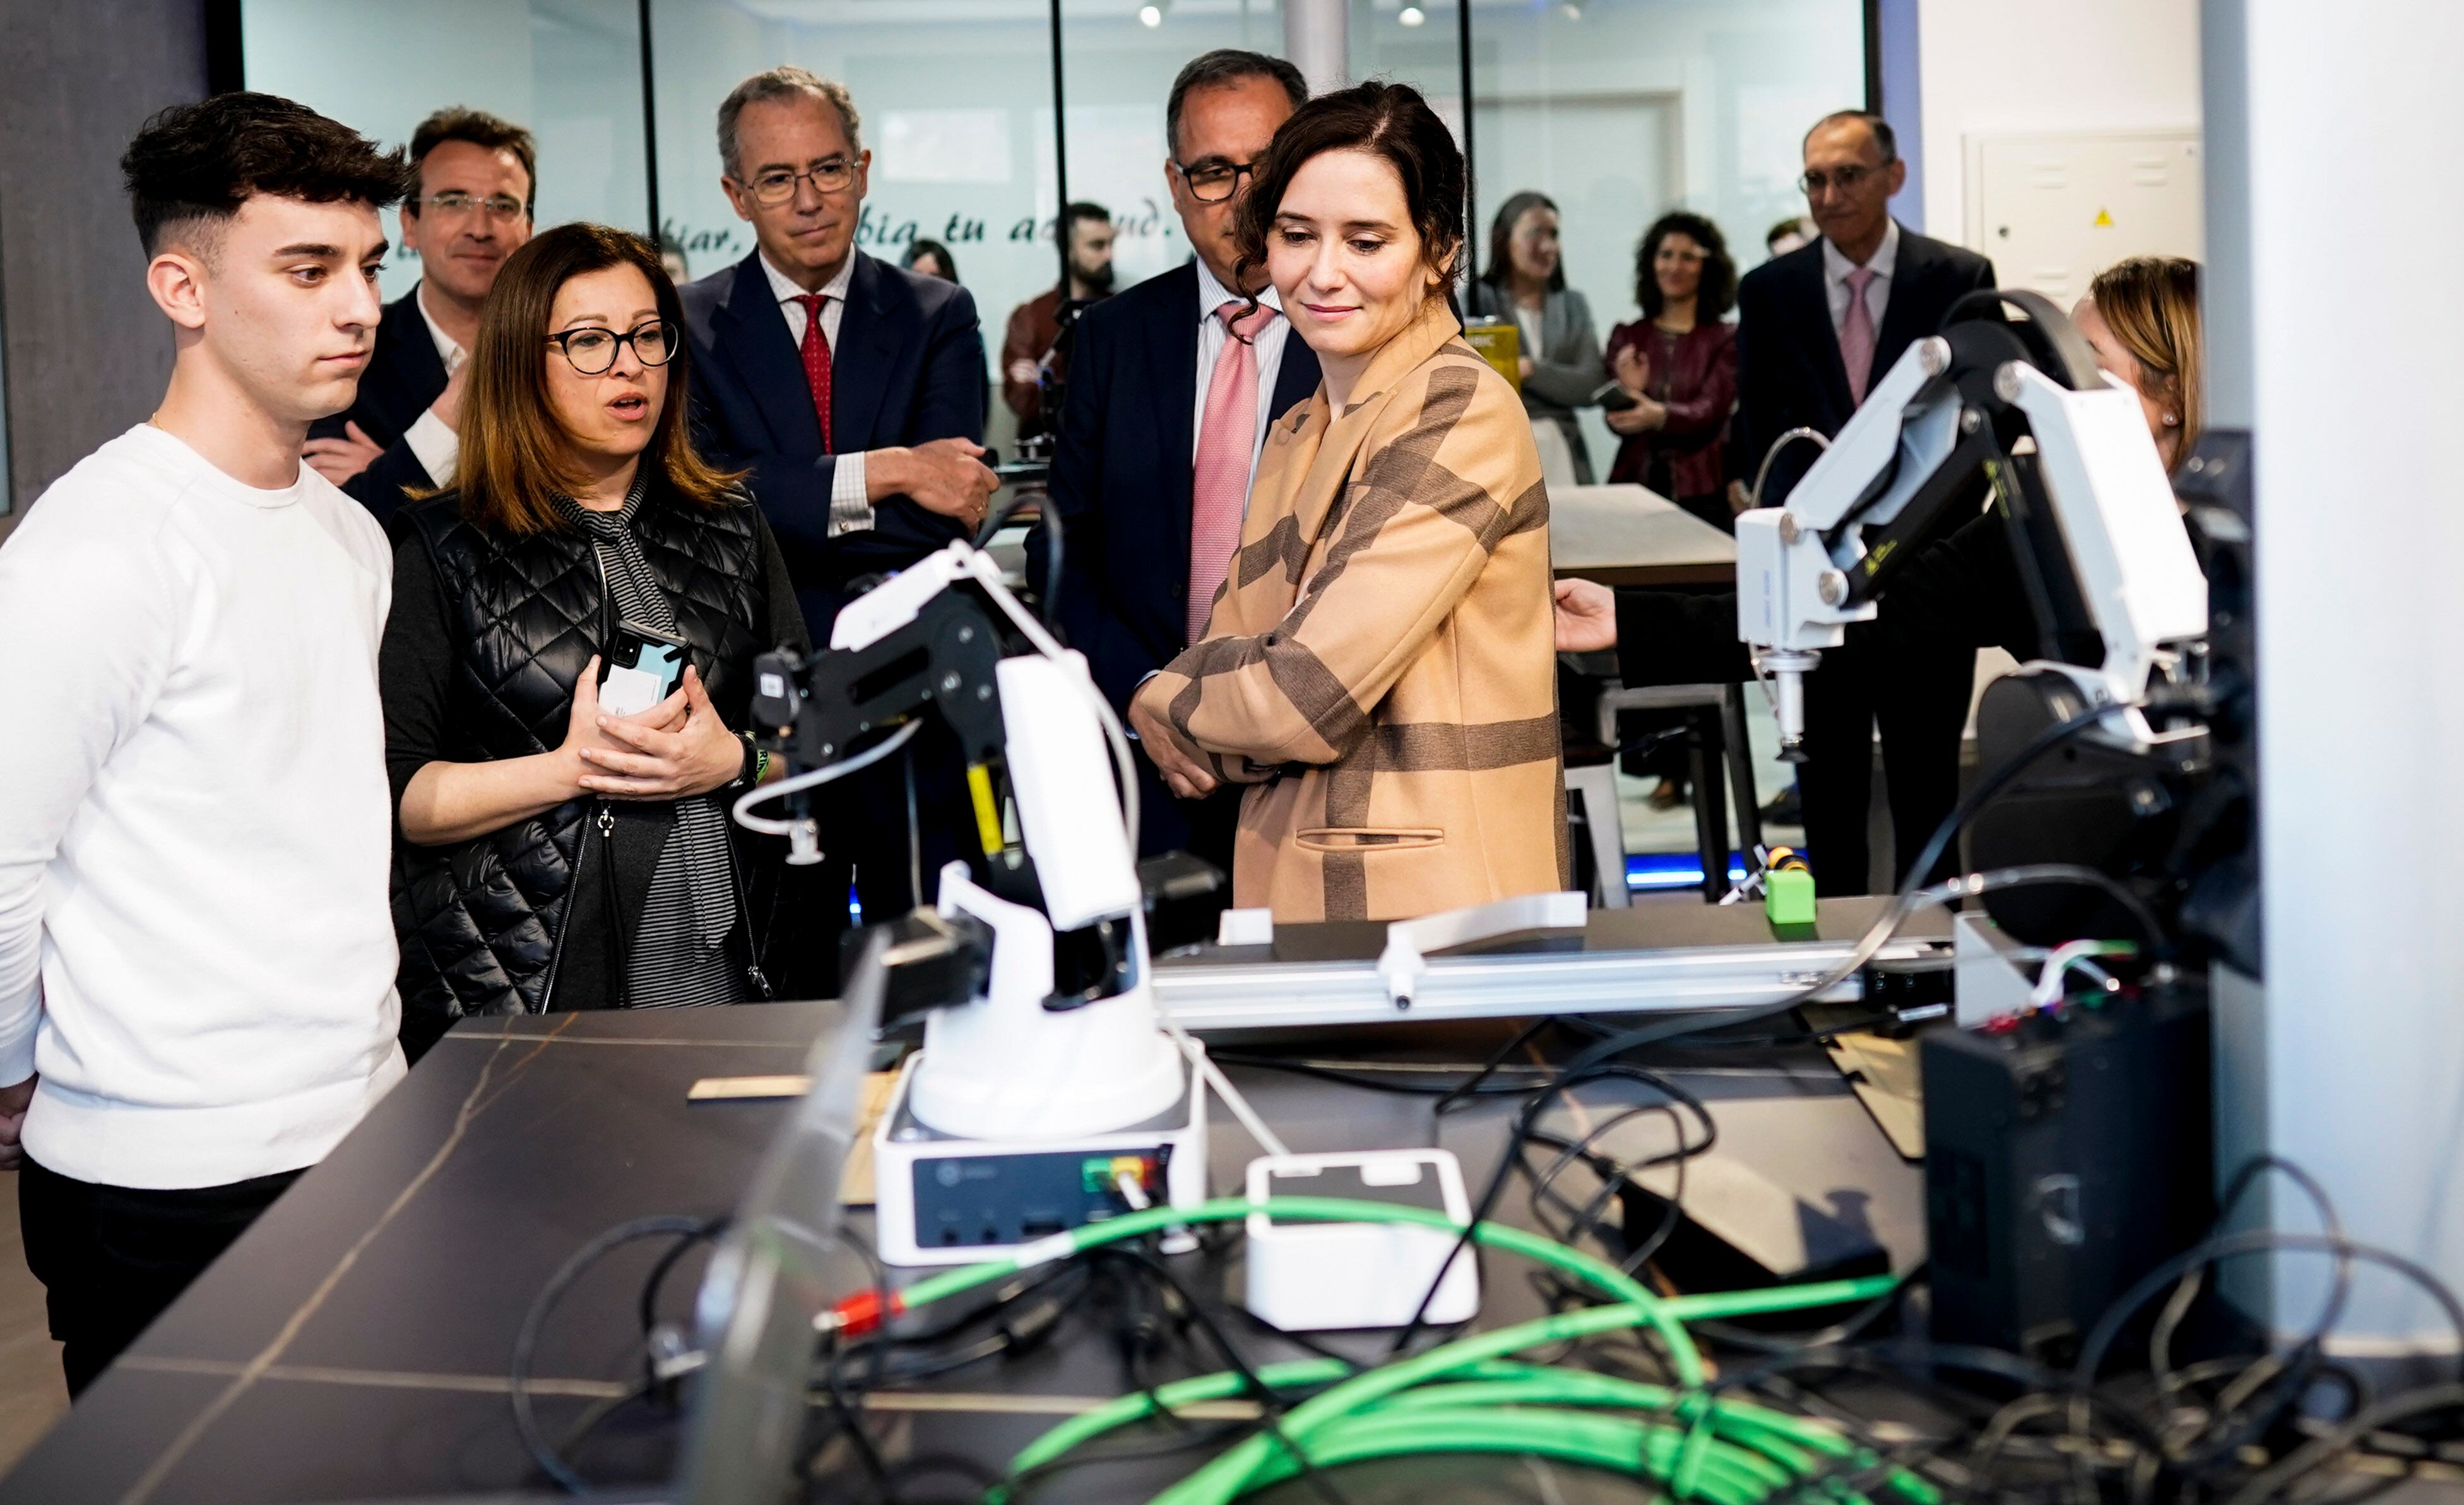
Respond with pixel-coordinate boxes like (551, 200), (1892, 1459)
(1130, 81), (1563, 923)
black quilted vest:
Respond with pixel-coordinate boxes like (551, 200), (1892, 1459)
(391, 485), (771, 1034)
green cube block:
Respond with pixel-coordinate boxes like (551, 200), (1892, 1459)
(1765, 866), (1817, 928)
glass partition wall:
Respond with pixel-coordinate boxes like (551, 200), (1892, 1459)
(245, 0), (1868, 424)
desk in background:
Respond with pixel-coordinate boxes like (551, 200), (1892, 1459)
(1549, 482), (1736, 589)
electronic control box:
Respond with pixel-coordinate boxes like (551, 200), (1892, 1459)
(871, 1049), (1209, 1266)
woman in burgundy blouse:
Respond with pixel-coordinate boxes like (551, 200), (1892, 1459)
(1603, 211), (1739, 534)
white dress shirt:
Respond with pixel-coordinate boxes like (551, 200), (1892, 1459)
(401, 282), (467, 485)
(1192, 256), (1294, 513)
(1821, 216), (1901, 338)
(760, 251), (873, 535)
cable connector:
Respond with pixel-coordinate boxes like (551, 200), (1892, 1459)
(817, 1287), (905, 1338)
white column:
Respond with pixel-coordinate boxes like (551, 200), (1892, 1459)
(2208, 0), (2464, 1347)
(1284, 0), (1349, 97)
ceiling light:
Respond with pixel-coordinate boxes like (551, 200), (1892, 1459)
(1560, 0), (1584, 16)
(1399, 4), (1426, 23)
(1139, 2), (1164, 25)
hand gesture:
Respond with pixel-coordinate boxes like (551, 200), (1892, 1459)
(1604, 402), (1657, 436)
(0, 1074), (34, 1171)
(1128, 684), (1218, 800)
(432, 359), (471, 432)
(1611, 343), (1650, 394)
(302, 420), (385, 485)
(895, 437), (998, 533)
(576, 666), (744, 800)
(1553, 578), (1620, 654)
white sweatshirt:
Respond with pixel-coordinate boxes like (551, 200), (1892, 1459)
(0, 424), (405, 1190)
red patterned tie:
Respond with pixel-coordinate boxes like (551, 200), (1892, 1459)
(793, 292), (834, 451)
(1186, 300), (1279, 643)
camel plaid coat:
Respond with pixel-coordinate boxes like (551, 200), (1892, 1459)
(1134, 300), (1567, 922)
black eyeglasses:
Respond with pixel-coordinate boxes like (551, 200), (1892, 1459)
(1798, 164), (1885, 197)
(1175, 158), (1259, 203)
(742, 160), (857, 206)
(547, 319), (676, 375)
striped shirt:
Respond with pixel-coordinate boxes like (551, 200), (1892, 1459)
(560, 483), (745, 1009)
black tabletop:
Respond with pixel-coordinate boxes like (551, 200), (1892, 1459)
(0, 1001), (1922, 1504)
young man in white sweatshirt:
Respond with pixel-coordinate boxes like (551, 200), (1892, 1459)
(0, 93), (412, 1395)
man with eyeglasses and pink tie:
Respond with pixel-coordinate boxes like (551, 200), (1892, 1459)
(303, 107), (536, 530)
(1038, 49), (1322, 878)
(1729, 109), (1994, 895)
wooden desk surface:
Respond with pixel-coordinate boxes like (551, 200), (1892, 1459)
(1550, 482), (1737, 588)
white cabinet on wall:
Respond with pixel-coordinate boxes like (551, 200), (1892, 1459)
(1961, 128), (2202, 304)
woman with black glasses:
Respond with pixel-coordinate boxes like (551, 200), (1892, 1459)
(380, 223), (810, 1059)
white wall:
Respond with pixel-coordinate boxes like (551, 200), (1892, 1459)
(2232, 0), (2464, 1347)
(1914, 0), (2201, 248)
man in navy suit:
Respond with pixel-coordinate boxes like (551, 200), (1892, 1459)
(1734, 110), (1996, 893)
(1043, 50), (1317, 873)
(679, 67), (997, 925)
(302, 109), (535, 529)
(680, 66), (995, 634)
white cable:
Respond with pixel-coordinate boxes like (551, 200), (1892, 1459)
(729, 718), (921, 835)
(1156, 1011), (1289, 1160)
(2028, 939), (2138, 1009)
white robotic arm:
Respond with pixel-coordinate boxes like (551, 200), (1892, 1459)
(1734, 297), (2208, 757)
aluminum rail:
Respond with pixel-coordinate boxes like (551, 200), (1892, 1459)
(1151, 931), (1949, 1032)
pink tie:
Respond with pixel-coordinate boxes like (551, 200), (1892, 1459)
(1187, 300), (1278, 643)
(1839, 266), (1879, 408)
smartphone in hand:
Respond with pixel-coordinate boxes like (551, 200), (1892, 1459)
(598, 620), (689, 718)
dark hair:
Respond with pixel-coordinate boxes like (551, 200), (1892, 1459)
(408, 106), (538, 217)
(1166, 49), (1307, 160)
(1633, 211), (1736, 321)
(1803, 109), (1897, 165)
(121, 92), (410, 257)
(901, 238), (959, 282)
(1064, 201), (1111, 233)
(1479, 190), (1562, 293)
(718, 66), (860, 181)
(1765, 215), (1810, 250)
(455, 223), (740, 536)
(1232, 81), (1465, 312)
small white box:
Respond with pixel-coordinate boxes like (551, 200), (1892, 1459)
(1243, 1149), (1479, 1331)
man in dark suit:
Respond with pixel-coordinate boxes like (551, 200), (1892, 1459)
(1734, 110), (1996, 894)
(679, 66), (995, 634)
(679, 66), (997, 926)
(303, 109), (535, 530)
(1042, 50), (1317, 873)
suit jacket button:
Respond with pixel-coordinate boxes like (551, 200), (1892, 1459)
(1171, 582), (1187, 598)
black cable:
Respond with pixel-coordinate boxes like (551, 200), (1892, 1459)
(973, 487), (1066, 626)
(2071, 1231), (2464, 1397)
(1383, 705), (2128, 1357)
(509, 1214), (718, 1497)
(1430, 1015), (1558, 1119)
(1091, 1245), (1361, 1505)
(2217, 1389), (2464, 1505)
(807, 1229), (896, 1499)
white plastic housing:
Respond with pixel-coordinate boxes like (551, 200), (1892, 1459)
(1244, 1150), (1479, 1330)
(995, 652), (1141, 931)
(909, 865), (1183, 1142)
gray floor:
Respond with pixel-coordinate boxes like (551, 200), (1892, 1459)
(0, 1171), (67, 1475)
